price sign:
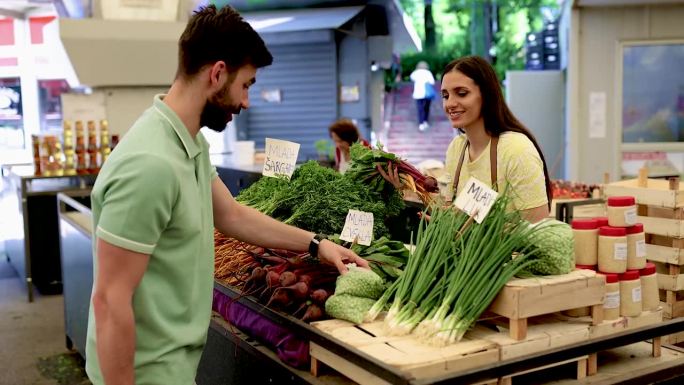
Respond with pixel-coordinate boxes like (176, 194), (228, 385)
(262, 138), (300, 180)
(454, 177), (498, 223)
(340, 210), (374, 246)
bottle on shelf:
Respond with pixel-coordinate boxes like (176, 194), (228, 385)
(31, 134), (42, 175)
(63, 120), (76, 175)
(75, 120), (88, 175)
(100, 119), (111, 165)
(87, 120), (100, 174)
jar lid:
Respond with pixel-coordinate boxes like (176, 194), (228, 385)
(600, 272), (619, 284)
(607, 196), (636, 207)
(626, 223), (644, 234)
(599, 226), (627, 236)
(576, 264), (597, 271)
(572, 219), (599, 230)
(640, 262), (656, 276)
(593, 217), (609, 227)
(620, 270), (640, 280)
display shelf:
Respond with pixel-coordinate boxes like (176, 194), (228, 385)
(212, 281), (415, 385)
(213, 279), (684, 385)
(486, 270), (605, 340)
(309, 318), (499, 384)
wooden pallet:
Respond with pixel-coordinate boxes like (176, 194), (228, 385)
(309, 318), (500, 384)
(487, 270), (605, 340)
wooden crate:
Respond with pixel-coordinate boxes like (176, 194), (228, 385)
(662, 315), (684, 344)
(309, 318), (500, 384)
(660, 288), (684, 319)
(487, 270), (605, 340)
(470, 315), (591, 383)
(603, 178), (684, 208)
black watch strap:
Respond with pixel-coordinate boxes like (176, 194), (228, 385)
(308, 234), (326, 259)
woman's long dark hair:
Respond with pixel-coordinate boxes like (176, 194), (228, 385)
(442, 56), (552, 209)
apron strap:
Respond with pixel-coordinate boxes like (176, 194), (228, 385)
(451, 136), (499, 198)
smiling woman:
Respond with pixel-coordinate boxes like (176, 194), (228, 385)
(440, 56), (552, 223)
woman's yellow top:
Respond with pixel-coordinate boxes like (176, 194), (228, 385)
(444, 131), (547, 210)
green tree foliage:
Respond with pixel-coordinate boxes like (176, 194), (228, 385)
(399, 0), (559, 81)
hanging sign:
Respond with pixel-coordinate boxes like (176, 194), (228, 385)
(340, 209), (374, 246)
(262, 138), (300, 180)
(454, 177), (498, 224)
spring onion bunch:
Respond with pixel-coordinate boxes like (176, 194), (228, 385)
(366, 189), (543, 345)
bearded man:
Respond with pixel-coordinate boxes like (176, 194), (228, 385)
(85, 5), (366, 385)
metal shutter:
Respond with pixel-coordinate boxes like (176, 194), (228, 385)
(246, 42), (337, 162)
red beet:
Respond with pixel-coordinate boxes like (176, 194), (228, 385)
(301, 304), (324, 322)
(279, 271), (297, 287)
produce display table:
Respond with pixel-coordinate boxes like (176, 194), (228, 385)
(208, 279), (684, 385)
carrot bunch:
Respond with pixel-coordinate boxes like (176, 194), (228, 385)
(214, 230), (261, 286)
(213, 230), (338, 322)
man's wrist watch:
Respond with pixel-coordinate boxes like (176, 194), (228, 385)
(308, 234), (327, 260)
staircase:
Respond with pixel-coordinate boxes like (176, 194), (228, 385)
(381, 82), (456, 165)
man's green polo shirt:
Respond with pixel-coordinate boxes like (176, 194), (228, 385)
(86, 95), (216, 385)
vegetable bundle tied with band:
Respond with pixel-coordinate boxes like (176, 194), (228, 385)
(344, 143), (438, 204)
(365, 189), (546, 346)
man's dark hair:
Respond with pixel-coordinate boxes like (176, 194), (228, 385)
(177, 5), (273, 79)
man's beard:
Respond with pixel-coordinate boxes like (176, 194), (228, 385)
(200, 86), (240, 133)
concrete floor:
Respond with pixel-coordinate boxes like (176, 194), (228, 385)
(0, 256), (89, 385)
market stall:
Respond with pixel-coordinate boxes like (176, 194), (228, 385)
(201, 147), (684, 385)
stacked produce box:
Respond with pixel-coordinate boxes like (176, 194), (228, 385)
(605, 175), (684, 343)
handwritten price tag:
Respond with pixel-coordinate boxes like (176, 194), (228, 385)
(340, 210), (374, 246)
(262, 138), (300, 180)
(454, 177), (498, 223)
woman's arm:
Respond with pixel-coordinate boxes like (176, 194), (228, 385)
(521, 204), (550, 223)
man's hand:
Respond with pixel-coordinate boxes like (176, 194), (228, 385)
(376, 162), (402, 189)
(318, 240), (369, 274)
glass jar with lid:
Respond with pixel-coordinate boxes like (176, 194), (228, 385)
(572, 219), (599, 266)
(607, 196), (637, 227)
(619, 270), (642, 317)
(598, 226), (628, 273)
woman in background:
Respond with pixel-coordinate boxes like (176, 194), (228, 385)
(328, 118), (369, 174)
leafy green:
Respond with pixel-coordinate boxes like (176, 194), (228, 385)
(325, 294), (376, 324)
(518, 219), (575, 276)
(334, 266), (385, 299)
(236, 161), (401, 238)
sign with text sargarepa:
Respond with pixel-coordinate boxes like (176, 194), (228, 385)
(262, 138), (300, 180)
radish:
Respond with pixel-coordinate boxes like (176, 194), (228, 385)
(301, 304), (324, 322)
(310, 288), (329, 304)
(266, 289), (291, 308)
(280, 281), (309, 300)
(279, 271), (297, 287)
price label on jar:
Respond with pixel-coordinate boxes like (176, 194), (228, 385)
(624, 207), (637, 225)
(636, 239), (647, 258)
(604, 291), (620, 309)
(632, 286), (642, 302)
(614, 243), (628, 260)
(340, 210), (374, 246)
(454, 177), (498, 224)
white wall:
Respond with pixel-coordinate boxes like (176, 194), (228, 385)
(568, 3), (684, 183)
